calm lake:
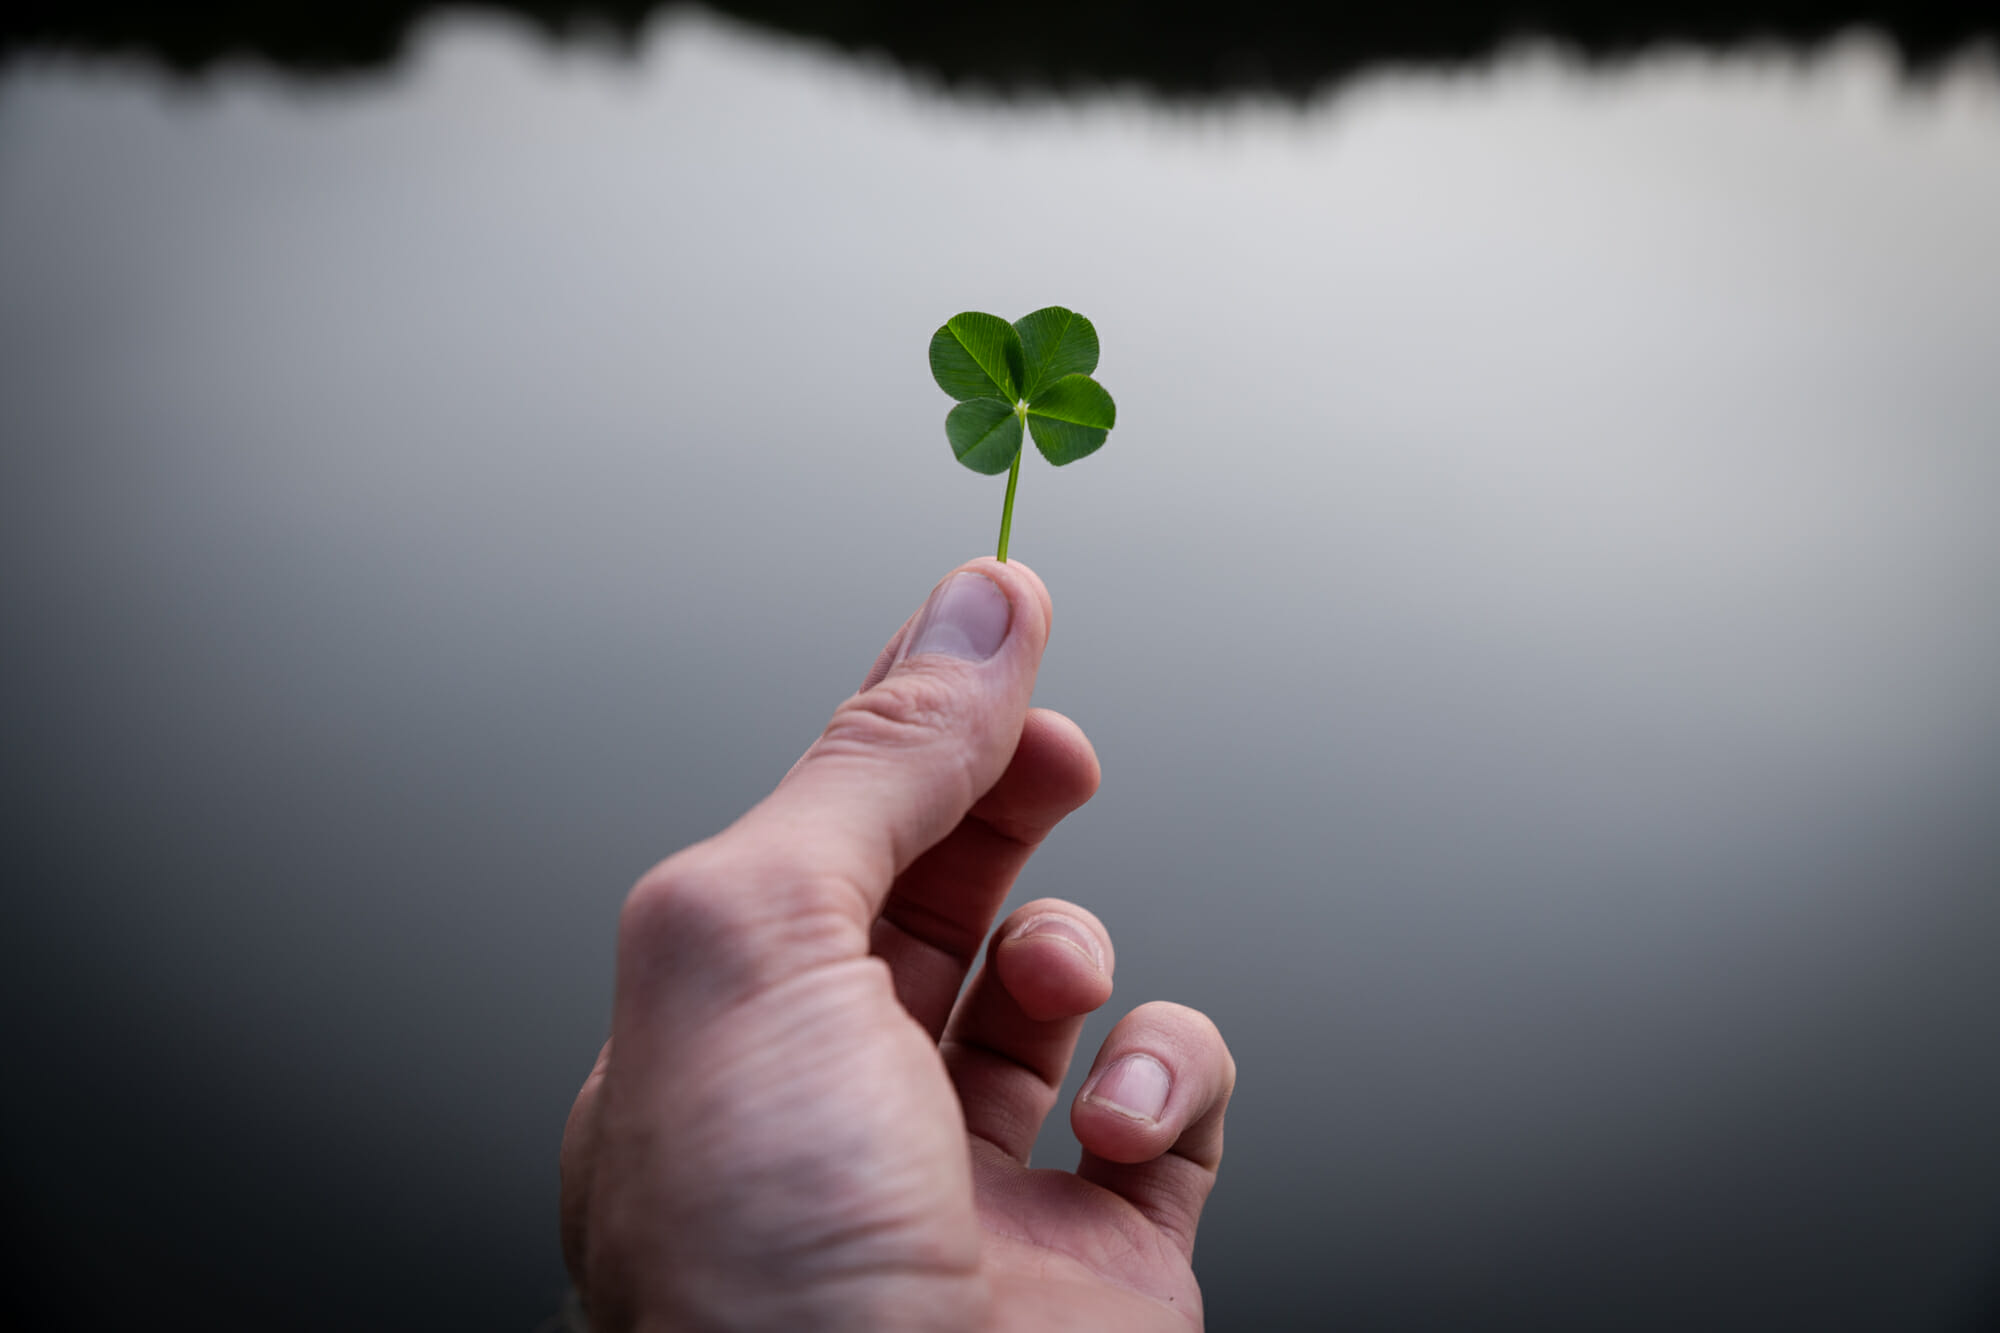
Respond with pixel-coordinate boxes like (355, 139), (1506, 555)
(3, 11), (1998, 1329)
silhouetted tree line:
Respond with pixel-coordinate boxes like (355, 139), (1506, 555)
(3, 0), (1991, 91)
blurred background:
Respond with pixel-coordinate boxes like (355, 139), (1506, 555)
(4, 3), (1998, 1329)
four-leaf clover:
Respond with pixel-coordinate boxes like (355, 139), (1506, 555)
(929, 307), (1116, 561)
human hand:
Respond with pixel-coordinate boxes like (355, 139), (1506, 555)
(560, 559), (1235, 1330)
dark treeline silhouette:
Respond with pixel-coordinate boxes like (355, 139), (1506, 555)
(3, 1), (1993, 92)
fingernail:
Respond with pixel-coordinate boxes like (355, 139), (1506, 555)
(1008, 914), (1104, 971)
(1083, 1054), (1171, 1123)
(900, 571), (1011, 664)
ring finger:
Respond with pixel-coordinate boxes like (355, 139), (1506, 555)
(941, 898), (1116, 1161)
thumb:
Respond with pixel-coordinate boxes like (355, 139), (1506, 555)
(747, 556), (1053, 908)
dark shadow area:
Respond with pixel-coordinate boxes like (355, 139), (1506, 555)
(3, 0), (1995, 91)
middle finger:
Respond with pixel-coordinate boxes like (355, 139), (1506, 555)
(869, 707), (1100, 1037)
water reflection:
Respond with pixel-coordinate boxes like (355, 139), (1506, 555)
(3, 14), (1998, 1331)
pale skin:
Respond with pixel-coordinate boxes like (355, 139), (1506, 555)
(560, 558), (1236, 1330)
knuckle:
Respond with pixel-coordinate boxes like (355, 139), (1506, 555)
(820, 674), (966, 756)
(622, 846), (735, 938)
(617, 845), (867, 991)
(619, 846), (751, 968)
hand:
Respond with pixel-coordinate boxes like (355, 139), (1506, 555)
(560, 559), (1235, 1330)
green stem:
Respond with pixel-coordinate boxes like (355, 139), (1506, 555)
(995, 432), (1023, 562)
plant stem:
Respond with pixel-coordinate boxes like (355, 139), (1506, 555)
(995, 436), (1022, 562)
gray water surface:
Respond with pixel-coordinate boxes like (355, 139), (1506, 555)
(4, 13), (1999, 1330)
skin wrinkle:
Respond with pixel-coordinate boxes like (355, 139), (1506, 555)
(943, 1030), (1067, 1093)
(968, 804), (1055, 850)
(965, 1119), (1036, 1165)
(880, 886), (1002, 966)
(823, 677), (970, 753)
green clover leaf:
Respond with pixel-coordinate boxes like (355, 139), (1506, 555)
(929, 306), (1117, 561)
